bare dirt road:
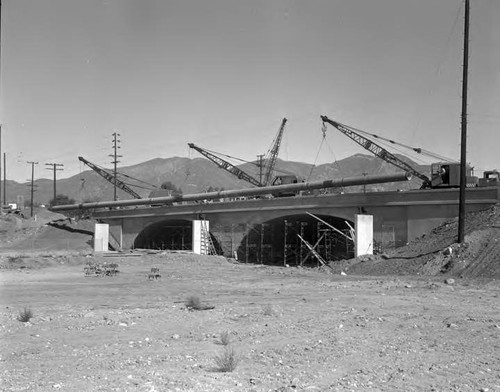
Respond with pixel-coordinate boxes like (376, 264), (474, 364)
(1, 253), (499, 392)
(0, 206), (499, 391)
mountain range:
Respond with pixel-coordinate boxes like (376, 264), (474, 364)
(3, 154), (429, 207)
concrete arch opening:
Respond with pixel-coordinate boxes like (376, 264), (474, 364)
(236, 214), (354, 265)
(133, 219), (223, 253)
(134, 219), (193, 250)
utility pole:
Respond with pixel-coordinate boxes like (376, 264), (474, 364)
(362, 172), (368, 193)
(0, 1), (3, 210)
(458, 0), (470, 244)
(0, 125), (2, 210)
(3, 153), (6, 207)
(257, 154), (264, 185)
(109, 132), (122, 201)
(45, 163), (64, 203)
(27, 161), (38, 218)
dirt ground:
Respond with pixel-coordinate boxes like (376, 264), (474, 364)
(0, 206), (499, 391)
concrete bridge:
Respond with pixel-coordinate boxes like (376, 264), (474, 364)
(93, 186), (500, 264)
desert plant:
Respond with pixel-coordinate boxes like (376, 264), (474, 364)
(219, 330), (231, 346)
(17, 307), (33, 323)
(262, 304), (275, 316)
(185, 295), (214, 311)
(186, 295), (202, 310)
(214, 346), (239, 372)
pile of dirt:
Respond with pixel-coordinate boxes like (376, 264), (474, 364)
(0, 208), (95, 254)
(339, 202), (500, 278)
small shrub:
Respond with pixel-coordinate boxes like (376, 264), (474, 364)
(214, 346), (239, 372)
(17, 307), (33, 323)
(262, 305), (275, 316)
(185, 295), (214, 311)
(186, 295), (202, 310)
(220, 330), (231, 346)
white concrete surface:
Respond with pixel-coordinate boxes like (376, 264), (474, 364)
(94, 223), (110, 252)
(355, 214), (373, 257)
(192, 220), (209, 255)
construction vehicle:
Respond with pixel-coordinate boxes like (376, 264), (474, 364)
(270, 174), (306, 197)
(320, 116), (480, 189)
(478, 170), (500, 187)
(1, 203), (24, 217)
(189, 118), (301, 190)
(78, 156), (143, 199)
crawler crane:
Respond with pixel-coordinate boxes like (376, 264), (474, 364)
(320, 116), (479, 189)
(189, 118), (301, 188)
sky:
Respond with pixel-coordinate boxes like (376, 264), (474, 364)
(1, 0), (499, 183)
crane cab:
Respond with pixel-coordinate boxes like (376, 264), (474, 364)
(430, 162), (478, 188)
(478, 170), (500, 187)
(271, 175), (302, 186)
(270, 175), (304, 197)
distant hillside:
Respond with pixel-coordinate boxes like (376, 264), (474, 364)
(3, 154), (429, 206)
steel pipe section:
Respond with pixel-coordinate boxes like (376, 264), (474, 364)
(50, 172), (412, 212)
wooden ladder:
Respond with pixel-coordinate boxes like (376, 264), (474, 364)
(200, 221), (216, 255)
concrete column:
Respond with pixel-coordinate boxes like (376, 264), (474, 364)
(192, 220), (209, 255)
(355, 214), (373, 257)
(109, 223), (123, 251)
(94, 223), (109, 252)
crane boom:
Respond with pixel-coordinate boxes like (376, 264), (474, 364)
(78, 156), (142, 199)
(187, 143), (262, 187)
(263, 118), (287, 186)
(320, 116), (431, 187)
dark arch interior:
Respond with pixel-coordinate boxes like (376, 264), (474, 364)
(133, 219), (223, 253)
(236, 214), (354, 265)
(133, 219), (193, 250)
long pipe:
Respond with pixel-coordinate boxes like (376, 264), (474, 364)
(50, 172), (412, 212)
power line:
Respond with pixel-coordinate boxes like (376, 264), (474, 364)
(45, 163), (64, 203)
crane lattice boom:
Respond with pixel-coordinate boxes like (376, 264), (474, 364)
(78, 156), (142, 199)
(187, 143), (262, 187)
(320, 116), (431, 187)
(263, 118), (287, 186)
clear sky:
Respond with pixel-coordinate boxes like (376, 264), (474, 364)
(1, 0), (499, 182)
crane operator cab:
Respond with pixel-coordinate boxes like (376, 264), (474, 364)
(270, 175), (304, 197)
(478, 170), (500, 187)
(430, 162), (478, 188)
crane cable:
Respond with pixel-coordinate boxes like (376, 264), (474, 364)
(114, 171), (158, 189)
(342, 122), (457, 163)
(307, 123), (327, 181)
(84, 160), (157, 190)
(197, 146), (260, 167)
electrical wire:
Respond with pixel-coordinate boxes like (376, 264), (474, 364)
(410, 0), (463, 138)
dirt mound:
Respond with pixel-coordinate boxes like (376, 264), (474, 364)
(0, 208), (95, 254)
(339, 203), (500, 278)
